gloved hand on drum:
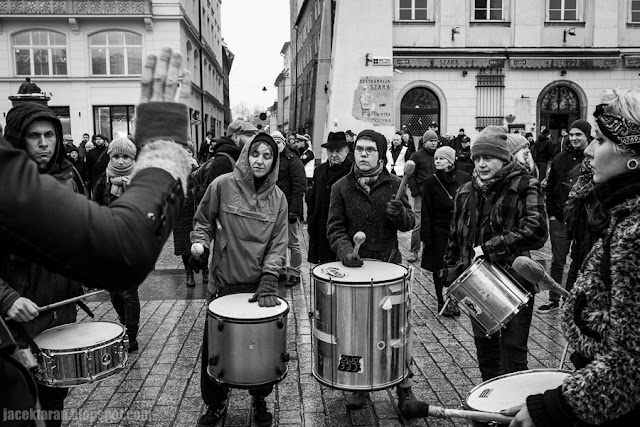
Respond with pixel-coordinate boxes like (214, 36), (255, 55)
(385, 200), (405, 218)
(342, 253), (364, 267)
(188, 243), (209, 273)
(248, 274), (281, 307)
(472, 245), (485, 262)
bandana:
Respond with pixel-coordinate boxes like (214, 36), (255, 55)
(593, 103), (640, 156)
(568, 156), (594, 200)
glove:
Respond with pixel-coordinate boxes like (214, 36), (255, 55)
(386, 200), (404, 218)
(288, 213), (298, 224)
(342, 253), (364, 268)
(187, 247), (209, 273)
(472, 245), (484, 262)
(248, 274), (281, 307)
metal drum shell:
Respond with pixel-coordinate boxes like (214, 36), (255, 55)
(312, 260), (412, 391)
(206, 294), (289, 389)
(33, 321), (128, 387)
(448, 259), (530, 337)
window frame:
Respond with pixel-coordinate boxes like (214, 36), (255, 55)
(630, 0), (640, 23)
(472, 0), (506, 22)
(547, 0), (582, 22)
(13, 30), (68, 77)
(395, 0), (433, 22)
(88, 30), (143, 76)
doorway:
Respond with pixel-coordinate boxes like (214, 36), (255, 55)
(400, 87), (440, 144)
(539, 85), (580, 142)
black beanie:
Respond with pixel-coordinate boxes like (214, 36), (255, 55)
(569, 119), (592, 137)
(356, 129), (387, 164)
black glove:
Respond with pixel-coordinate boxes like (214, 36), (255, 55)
(187, 247), (209, 273)
(288, 213), (298, 224)
(248, 274), (281, 307)
(386, 200), (404, 218)
(342, 253), (364, 268)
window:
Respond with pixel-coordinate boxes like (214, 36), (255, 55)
(549, 0), (577, 21)
(475, 69), (505, 130)
(89, 31), (142, 75)
(13, 30), (67, 76)
(397, 0), (428, 21)
(632, 0), (640, 22)
(474, 0), (503, 20)
(93, 105), (135, 141)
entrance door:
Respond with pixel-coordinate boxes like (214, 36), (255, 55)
(539, 86), (580, 142)
(400, 87), (440, 145)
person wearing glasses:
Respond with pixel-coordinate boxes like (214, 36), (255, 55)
(326, 129), (418, 413)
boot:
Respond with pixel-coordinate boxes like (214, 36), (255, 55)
(345, 391), (368, 410)
(186, 270), (195, 287)
(197, 401), (227, 427)
(127, 332), (138, 353)
(202, 267), (209, 286)
(397, 386), (429, 418)
(252, 396), (273, 427)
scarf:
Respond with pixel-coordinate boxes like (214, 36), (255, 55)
(472, 159), (516, 193)
(568, 157), (594, 199)
(106, 160), (134, 197)
(353, 161), (384, 194)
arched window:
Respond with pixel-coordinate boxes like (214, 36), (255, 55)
(13, 30), (67, 76)
(89, 30), (142, 75)
(400, 87), (441, 138)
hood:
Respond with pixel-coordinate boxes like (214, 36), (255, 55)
(212, 136), (241, 160)
(4, 103), (65, 174)
(233, 133), (280, 196)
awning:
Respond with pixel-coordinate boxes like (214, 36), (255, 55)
(625, 55), (640, 67)
(509, 58), (619, 69)
(394, 58), (505, 69)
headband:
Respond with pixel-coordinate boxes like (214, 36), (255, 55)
(593, 103), (640, 155)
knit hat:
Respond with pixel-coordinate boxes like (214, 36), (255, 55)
(422, 130), (438, 142)
(85, 141), (95, 151)
(569, 119), (592, 137)
(435, 146), (456, 165)
(270, 131), (286, 145)
(107, 137), (137, 159)
(356, 129), (387, 159)
(506, 133), (530, 154)
(471, 126), (510, 162)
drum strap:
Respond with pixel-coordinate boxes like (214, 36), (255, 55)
(76, 300), (95, 318)
(468, 189), (479, 250)
(10, 322), (41, 355)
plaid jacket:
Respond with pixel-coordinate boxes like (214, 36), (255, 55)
(441, 162), (548, 285)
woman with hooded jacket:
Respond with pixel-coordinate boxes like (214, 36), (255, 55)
(190, 133), (288, 427)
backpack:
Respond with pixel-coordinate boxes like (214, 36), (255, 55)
(192, 152), (235, 205)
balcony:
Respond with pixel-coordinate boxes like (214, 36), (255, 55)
(0, 0), (151, 16)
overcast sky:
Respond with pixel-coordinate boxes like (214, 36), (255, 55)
(221, 0), (291, 111)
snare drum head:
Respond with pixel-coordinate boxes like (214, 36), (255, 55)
(33, 322), (124, 350)
(466, 369), (570, 413)
(208, 293), (288, 319)
(312, 260), (407, 284)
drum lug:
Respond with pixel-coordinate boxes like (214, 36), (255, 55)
(209, 355), (219, 366)
(281, 352), (290, 362)
(217, 321), (224, 331)
(277, 317), (284, 329)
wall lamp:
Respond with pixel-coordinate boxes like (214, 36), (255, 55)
(451, 27), (460, 41)
(563, 27), (576, 43)
(560, 69), (567, 77)
(462, 70), (468, 77)
(365, 53), (372, 66)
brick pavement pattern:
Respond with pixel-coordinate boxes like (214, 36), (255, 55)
(62, 228), (566, 426)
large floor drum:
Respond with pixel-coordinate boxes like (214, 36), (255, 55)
(312, 260), (412, 391)
(206, 293), (289, 389)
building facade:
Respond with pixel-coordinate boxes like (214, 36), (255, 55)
(0, 0), (231, 149)
(274, 41), (291, 133)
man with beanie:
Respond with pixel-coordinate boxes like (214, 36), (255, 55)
(327, 129), (420, 414)
(441, 125), (548, 382)
(406, 129), (440, 262)
(538, 119), (591, 314)
(272, 130), (307, 287)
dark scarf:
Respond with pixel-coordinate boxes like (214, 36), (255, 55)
(353, 161), (384, 194)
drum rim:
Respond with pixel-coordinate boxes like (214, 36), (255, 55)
(33, 321), (126, 349)
(450, 258), (484, 287)
(312, 261), (409, 285)
(465, 368), (572, 411)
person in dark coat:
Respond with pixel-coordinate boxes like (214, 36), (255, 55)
(85, 134), (109, 196)
(532, 128), (556, 181)
(327, 129), (418, 414)
(306, 131), (352, 264)
(401, 130), (417, 159)
(67, 146), (86, 187)
(198, 130), (215, 163)
(420, 146), (471, 316)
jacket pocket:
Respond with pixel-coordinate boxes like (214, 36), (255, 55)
(221, 204), (275, 243)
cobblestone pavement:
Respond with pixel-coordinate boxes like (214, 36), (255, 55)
(63, 227), (566, 427)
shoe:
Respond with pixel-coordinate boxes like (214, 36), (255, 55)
(397, 387), (428, 418)
(345, 391), (368, 410)
(537, 302), (560, 314)
(198, 403), (227, 427)
(127, 339), (139, 353)
(285, 276), (300, 288)
(407, 252), (418, 262)
(450, 301), (461, 316)
(252, 396), (273, 427)
(186, 271), (195, 287)
(439, 303), (455, 317)
(202, 268), (209, 286)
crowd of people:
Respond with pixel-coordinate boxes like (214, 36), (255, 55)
(2, 45), (639, 427)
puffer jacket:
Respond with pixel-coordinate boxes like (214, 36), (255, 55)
(191, 139), (288, 293)
(276, 147), (307, 219)
(526, 173), (640, 427)
(441, 161), (548, 289)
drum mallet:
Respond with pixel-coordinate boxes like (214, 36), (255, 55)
(37, 290), (107, 313)
(394, 160), (416, 201)
(402, 401), (514, 424)
(512, 256), (569, 298)
(352, 231), (366, 256)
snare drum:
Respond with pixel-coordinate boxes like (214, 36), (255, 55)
(465, 369), (571, 426)
(448, 259), (530, 336)
(206, 293), (289, 388)
(33, 321), (128, 387)
(312, 260), (412, 391)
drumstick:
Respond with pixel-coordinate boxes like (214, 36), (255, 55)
(394, 160), (416, 201)
(438, 297), (451, 316)
(426, 404), (514, 424)
(352, 231), (366, 256)
(512, 256), (569, 298)
(37, 290), (107, 313)
(559, 341), (570, 370)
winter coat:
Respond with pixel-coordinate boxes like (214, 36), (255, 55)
(203, 137), (242, 190)
(441, 161), (548, 290)
(532, 134), (555, 164)
(173, 159), (202, 257)
(544, 145), (585, 219)
(276, 147), (307, 219)
(86, 144), (110, 190)
(526, 173), (640, 426)
(327, 168), (414, 264)
(306, 158), (353, 263)
(386, 144), (409, 176)
(407, 147), (437, 197)
(191, 140), (288, 293)
(420, 169), (471, 271)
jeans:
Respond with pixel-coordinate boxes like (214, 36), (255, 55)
(549, 219), (571, 304)
(285, 220), (302, 279)
(409, 194), (422, 253)
(109, 287), (140, 340)
(472, 295), (535, 381)
(201, 286), (272, 407)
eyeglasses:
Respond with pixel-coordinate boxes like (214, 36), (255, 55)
(355, 146), (378, 154)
